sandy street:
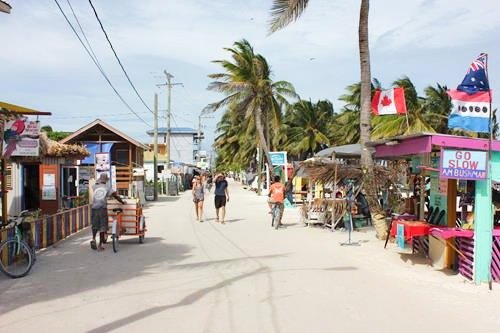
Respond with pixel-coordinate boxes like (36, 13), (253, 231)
(0, 179), (499, 333)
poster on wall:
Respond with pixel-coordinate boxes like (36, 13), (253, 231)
(2, 118), (40, 159)
(42, 186), (56, 200)
(42, 173), (57, 200)
(95, 152), (111, 185)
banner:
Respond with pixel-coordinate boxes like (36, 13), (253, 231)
(2, 119), (40, 158)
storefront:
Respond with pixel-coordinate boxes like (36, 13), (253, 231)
(371, 133), (500, 285)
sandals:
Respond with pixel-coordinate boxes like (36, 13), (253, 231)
(90, 239), (97, 250)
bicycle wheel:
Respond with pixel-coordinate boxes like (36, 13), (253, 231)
(0, 239), (33, 278)
(112, 234), (119, 253)
(274, 206), (281, 230)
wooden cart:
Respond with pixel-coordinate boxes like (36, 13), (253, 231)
(107, 199), (146, 245)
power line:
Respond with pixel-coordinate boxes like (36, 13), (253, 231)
(65, 0), (104, 73)
(53, 0), (151, 127)
(87, 0), (154, 114)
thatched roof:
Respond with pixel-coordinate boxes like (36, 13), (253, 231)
(40, 132), (89, 158)
(298, 157), (393, 186)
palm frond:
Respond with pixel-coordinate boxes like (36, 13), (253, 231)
(268, 0), (310, 34)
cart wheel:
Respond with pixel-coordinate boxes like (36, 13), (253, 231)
(112, 234), (119, 253)
(139, 235), (144, 244)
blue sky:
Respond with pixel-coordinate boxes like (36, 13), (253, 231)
(1, 0), (499, 153)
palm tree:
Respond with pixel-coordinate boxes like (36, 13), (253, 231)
(282, 99), (334, 160)
(269, 0), (374, 169)
(422, 83), (452, 134)
(213, 111), (256, 170)
(332, 79), (382, 144)
(205, 39), (298, 175)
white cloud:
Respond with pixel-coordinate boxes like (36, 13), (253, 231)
(1, 0), (500, 146)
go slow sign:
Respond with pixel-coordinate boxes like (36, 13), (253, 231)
(440, 148), (488, 180)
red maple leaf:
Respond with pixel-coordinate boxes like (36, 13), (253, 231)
(381, 95), (392, 106)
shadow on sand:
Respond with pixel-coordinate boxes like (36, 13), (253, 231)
(0, 232), (192, 315)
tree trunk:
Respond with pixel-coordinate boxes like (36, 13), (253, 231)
(358, 0), (385, 239)
(255, 107), (275, 180)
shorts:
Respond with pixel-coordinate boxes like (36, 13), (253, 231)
(193, 197), (204, 203)
(91, 208), (108, 232)
(214, 195), (226, 209)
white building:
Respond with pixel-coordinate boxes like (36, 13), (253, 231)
(144, 127), (202, 180)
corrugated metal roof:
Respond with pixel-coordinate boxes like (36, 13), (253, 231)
(147, 127), (198, 135)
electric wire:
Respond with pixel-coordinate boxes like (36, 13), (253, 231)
(88, 0), (154, 114)
(65, 0), (104, 73)
(53, 0), (152, 127)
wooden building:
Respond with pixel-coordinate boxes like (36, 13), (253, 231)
(60, 119), (148, 196)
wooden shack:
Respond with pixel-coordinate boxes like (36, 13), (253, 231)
(60, 119), (148, 196)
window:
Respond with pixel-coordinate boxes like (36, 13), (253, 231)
(115, 149), (129, 165)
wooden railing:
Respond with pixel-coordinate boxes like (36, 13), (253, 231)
(0, 205), (91, 251)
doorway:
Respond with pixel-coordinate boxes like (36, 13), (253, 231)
(23, 164), (40, 211)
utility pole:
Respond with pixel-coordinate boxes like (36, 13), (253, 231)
(197, 114), (202, 155)
(161, 71), (182, 169)
(153, 93), (158, 201)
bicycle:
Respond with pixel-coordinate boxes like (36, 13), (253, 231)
(0, 210), (36, 278)
(111, 207), (124, 253)
(271, 202), (284, 230)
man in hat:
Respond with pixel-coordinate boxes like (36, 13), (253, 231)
(90, 173), (125, 251)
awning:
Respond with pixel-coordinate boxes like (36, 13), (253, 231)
(81, 142), (114, 164)
(0, 101), (51, 116)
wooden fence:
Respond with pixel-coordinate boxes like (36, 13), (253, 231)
(0, 205), (91, 251)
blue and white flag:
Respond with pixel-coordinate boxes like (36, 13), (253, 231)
(448, 53), (492, 133)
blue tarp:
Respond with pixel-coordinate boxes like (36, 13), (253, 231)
(82, 142), (114, 164)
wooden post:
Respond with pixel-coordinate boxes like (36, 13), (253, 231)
(446, 179), (457, 268)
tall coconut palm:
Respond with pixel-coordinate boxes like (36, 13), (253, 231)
(282, 99), (334, 160)
(205, 39), (297, 175)
(269, 1), (387, 238)
(269, 0), (374, 169)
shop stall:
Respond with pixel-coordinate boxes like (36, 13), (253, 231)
(296, 157), (392, 231)
(371, 133), (500, 285)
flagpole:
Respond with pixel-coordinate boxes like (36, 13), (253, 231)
(405, 111), (410, 131)
(485, 53), (494, 289)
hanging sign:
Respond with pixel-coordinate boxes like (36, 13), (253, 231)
(269, 151), (287, 166)
(440, 149), (487, 180)
(2, 119), (40, 158)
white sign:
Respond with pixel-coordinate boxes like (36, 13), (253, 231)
(440, 149), (487, 180)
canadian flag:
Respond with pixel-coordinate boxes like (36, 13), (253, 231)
(371, 87), (407, 115)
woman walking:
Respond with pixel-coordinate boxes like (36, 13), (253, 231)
(192, 176), (205, 222)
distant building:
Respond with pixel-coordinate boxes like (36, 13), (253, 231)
(146, 127), (202, 165)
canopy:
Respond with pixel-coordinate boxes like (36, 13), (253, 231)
(315, 144), (373, 158)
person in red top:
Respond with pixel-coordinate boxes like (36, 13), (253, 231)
(268, 175), (285, 226)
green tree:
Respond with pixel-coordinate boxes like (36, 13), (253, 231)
(205, 39), (297, 175)
(269, 0), (374, 171)
(282, 99), (334, 160)
(41, 125), (71, 141)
